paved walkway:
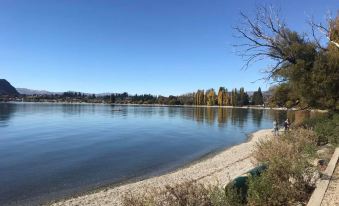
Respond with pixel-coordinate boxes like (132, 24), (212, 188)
(321, 162), (339, 206)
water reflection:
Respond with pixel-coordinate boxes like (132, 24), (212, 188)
(0, 103), (326, 131)
(251, 109), (263, 127)
(0, 104), (292, 128)
(206, 108), (216, 125)
(193, 107), (205, 123)
(218, 108), (228, 125)
(0, 103), (17, 126)
(231, 109), (249, 128)
(184, 107), (285, 128)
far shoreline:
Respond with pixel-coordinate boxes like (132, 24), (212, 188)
(1, 101), (301, 111)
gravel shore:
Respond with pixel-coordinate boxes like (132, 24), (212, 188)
(49, 129), (273, 206)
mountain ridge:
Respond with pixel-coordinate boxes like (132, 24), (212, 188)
(0, 79), (19, 95)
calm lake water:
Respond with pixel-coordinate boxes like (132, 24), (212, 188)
(0, 103), (288, 205)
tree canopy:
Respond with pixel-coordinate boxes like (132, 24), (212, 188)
(235, 6), (339, 110)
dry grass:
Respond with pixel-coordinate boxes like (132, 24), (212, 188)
(122, 181), (243, 206)
(247, 128), (318, 205)
(122, 181), (212, 206)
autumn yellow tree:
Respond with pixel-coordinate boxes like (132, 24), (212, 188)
(206, 89), (216, 106)
(217, 87), (225, 106)
(194, 90), (206, 105)
(224, 88), (231, 105)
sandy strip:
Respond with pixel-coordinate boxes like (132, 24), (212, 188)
(49, 129), (273, 206)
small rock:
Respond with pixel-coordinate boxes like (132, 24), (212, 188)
(318, 159), (326, 166)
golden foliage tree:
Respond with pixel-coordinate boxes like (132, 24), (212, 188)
(206, 89), (216, 106)
(217, 87), (225, 106)
(194, 90), (206, 105)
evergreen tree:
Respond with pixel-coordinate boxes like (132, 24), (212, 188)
(238, 87), (250, 106)
(110, 94), (115, 103)
(231, 89), (238, 106)
(223, 88), (229, 106)
(252, 87), (264, 105)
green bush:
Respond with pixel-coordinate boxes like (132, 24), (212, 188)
(298, 115), (327, 129)
(285, 100), (294, 109)
(247, 172), (292, 206)
(308, 113), (339, 145)
(328, 114), (339, 145)
(314, 113), (339, 146)
(210, 185), (244, 206)
(297, 112), (339, 146)
(314, 119), (334, 145)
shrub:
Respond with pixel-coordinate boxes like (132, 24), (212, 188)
(285, 100), (294, 109)
(161, 182), (212, 206)
(297, 115), (327, 129)
(247, 172), (293, 206)
(210, 185), (244, 206)
(296, 112), (338, 146)
(314, 113), (339, 146)
(314, 119), (334, 145)
(328, 114), (339, 145)
(122, 188), (157, 206)
(248, 129), (318, 205)
(122, 181), (244, 206)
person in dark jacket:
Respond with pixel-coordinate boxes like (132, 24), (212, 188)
(284, 118), (290, 132)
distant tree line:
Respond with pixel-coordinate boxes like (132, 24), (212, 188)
(107, 93), (193, 105)
(19, 91), (98, 102)
(12, 88), (264, 106)
(108, 87), (263, 106)
(194, 87), (263, 106)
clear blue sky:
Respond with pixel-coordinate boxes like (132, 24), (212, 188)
(1, 0), (337, 95)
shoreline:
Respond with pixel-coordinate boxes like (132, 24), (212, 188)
(1, 101), (297, 111)
(49, 128), (273, 206)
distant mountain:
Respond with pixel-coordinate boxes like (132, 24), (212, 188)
(16, 88), (61, 95)
(16, 88), (102, 96)
(0, 79), (19, 95)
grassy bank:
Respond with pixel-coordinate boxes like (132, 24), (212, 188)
(123, 113), (338, 206)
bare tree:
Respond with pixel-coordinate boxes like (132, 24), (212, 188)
(234, 6), (314, 82)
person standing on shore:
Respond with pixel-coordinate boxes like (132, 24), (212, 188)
(273, 120), (279, 136)
(284, 118), (290, 132)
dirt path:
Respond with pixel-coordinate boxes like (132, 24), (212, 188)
(321, 162), (339, 206)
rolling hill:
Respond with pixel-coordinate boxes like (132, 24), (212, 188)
(0, 79), (19, 95)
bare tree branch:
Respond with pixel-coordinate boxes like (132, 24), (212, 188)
(309, 15), (339, 49)
(233, 5), (298, 78)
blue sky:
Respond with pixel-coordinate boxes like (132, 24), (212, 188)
(1, 0), (337, 95)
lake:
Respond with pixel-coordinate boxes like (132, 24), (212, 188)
(0, 103), (288, 205)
